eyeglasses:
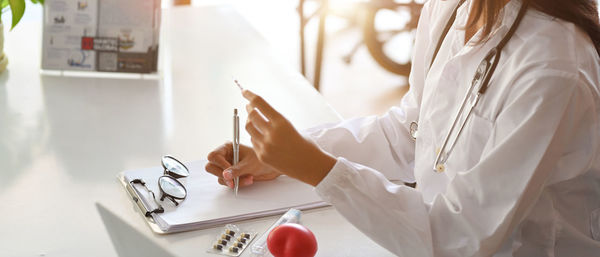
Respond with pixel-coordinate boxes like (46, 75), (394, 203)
(130, 155), (190, 212)
(157, 155), (190, 206)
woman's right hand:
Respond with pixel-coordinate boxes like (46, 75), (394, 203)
(205, 142), (282, 188)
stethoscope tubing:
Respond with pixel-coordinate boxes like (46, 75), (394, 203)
(431, 0), (529, 173)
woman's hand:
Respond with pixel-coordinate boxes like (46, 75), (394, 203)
(205, 143), (281, 188)
(242, 90), (336, 186)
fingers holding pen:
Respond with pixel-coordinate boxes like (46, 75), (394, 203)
(223, 168), (255, 188)
(207, 143), (233, 169)
(205, 163), (226, 178)
(205, 142), (234, 180)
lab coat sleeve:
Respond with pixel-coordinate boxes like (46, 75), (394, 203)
(304, 103), (417, 182)
(303, 0), (433, 183)
(315, 70), (590, 257)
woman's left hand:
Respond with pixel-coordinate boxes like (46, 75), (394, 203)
(242, 89), (336, 186)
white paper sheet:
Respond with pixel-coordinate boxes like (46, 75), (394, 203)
(121, 160), (329, 233)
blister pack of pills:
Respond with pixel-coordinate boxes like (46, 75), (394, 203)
(207, 224), (257, 256)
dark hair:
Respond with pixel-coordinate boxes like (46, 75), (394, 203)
(467, 0), (600, 56)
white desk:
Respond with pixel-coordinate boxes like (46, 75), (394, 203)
(0, 4), (394, 257)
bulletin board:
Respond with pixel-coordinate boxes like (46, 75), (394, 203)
(41, 0), (161, 74)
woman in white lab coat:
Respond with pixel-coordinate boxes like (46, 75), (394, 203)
(205, 0), (600, 256)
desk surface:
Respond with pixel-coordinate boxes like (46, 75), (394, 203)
(0, 4), (394, 257)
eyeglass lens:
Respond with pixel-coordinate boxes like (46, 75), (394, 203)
(161, 155), (189, 177)
(159, 176), (187, 199)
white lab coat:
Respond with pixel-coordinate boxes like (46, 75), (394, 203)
(308, 0), (600, 256)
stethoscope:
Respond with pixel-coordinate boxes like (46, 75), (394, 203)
(410, 0), (529, 173)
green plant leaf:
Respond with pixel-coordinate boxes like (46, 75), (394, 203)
(8, 0), (26, 29)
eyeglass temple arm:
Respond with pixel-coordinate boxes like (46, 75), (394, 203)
(161, 194), (180, 206)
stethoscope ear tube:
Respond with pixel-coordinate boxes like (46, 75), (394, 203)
(428, 0), (467, 72)
(477, 47), (500, 95)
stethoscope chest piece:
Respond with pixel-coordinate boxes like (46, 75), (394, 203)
(410, 121), (419, 140)
(435, 164), (445, 173)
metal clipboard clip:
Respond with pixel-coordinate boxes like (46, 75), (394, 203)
(125, 179), (164, 217)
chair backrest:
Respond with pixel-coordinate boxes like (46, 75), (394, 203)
(174, 0), (191, 6)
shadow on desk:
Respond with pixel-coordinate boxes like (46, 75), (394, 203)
(96, 203), (175, 257)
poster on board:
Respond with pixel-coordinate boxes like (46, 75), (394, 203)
(41, 0), (161, 74)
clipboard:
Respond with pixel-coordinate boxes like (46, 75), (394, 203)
(119, 174), (168, 234)
(118, 160), (330, 234)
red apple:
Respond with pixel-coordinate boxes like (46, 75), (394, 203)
(267, 223), (318, 257)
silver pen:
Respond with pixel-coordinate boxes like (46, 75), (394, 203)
(233, 108), (240, 196)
